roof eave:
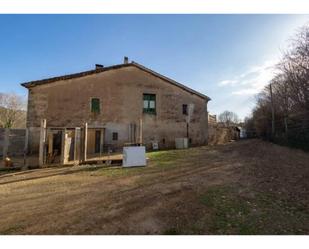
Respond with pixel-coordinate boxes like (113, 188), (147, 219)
(20, 61), (211, 101)
(131, 61), (211, 101)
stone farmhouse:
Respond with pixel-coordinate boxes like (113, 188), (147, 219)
(21, 57), (210, 163)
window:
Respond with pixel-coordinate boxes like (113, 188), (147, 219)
(143, 94), (156, 114)
(182, 104), (188, 115)
(91, 98), (100, 113)
(112, 132), (118, 141)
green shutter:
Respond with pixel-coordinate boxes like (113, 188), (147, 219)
(91, 98), (100, 113)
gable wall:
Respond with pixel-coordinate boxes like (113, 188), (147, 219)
(27, 66), (209, 150)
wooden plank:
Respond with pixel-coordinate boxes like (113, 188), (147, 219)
(39, 119), (46, 166)
(74, 127), (81, 163)
(60, 128), (66, 164)
(65, 133), (72, 163)
(47, 130), (53, 155)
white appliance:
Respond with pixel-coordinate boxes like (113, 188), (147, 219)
(123, 146), (146, 167)
(175, 138), (188, 149)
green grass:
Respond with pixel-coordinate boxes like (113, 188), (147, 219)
(147, 148), (200, 168)
(199, 187), (253, 234)
(198, 186), (309, 234)
(87, 149), (190, 178)
(84, 165), (146, 178)
(148, 150), (182, 163)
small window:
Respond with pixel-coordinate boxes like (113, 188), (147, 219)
(183, 104), (188, 115)
(91, 98), (100, 113)
(112, 132), (118, 141)
(143, 94), (156, 114)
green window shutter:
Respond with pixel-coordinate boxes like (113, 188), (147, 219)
(91, 98), (100, 113)
(143, 94), (156, 114)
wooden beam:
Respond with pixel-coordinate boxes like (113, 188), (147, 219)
(74, 127), (81, 163)
(47, 130), (53, 155)
(39, 119), (46, 166)
(60, 128), (66, 164)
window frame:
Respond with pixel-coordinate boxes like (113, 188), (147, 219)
(182, 104), (188, 115)
(112, 132), (118, 141)
(143, 93), (156, 114)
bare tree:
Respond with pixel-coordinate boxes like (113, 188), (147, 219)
(247, 23), (309, 149)
(0, 93), (26, 128)
(218, 110), (240, 126)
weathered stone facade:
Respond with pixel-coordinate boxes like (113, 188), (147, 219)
(23, 62), (210, 152)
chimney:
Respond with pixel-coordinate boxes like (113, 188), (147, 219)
(124, 56), (129, 64)
(95, 64), (104, 69)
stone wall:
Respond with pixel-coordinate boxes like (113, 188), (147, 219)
(0, 128), (27, 157)
(26, 65), (209, 151)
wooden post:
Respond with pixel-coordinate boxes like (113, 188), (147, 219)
(60, 128), (67, 164)
(74, 127), (81, 163)
(99, 128), (104, 156)
(83, 123), (88, 162)
(3, 128), (9, 160)
(269, 83), (275, 138)
(39, 119), (46, 166)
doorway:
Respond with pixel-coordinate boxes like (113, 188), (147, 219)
(95, 130), (101, 153)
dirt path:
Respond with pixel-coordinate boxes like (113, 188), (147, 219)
(0, 139), (308, 234)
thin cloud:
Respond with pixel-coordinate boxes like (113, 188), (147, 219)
(218, 59), (279, 96)
(232, 88), (260, 95)
(218, 79), (238, 86)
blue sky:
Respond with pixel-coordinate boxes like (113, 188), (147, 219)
(0, 14), (308, 119)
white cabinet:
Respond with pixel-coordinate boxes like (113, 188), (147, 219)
(122, 146), (146, 167)
(175, 138), (188, 149)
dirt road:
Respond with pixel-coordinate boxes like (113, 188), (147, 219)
(0, 139), (308, 234)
